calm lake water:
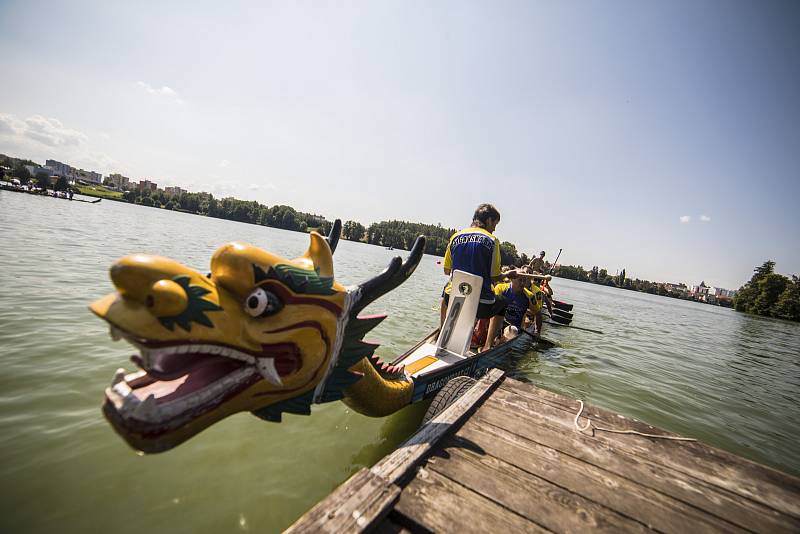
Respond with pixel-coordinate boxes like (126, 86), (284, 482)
(1, 191), (799, 533)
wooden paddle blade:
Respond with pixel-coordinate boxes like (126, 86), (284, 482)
(553, 300), (573, 311)
(550, 314), (571, 325)
(553, 308), (573, 319)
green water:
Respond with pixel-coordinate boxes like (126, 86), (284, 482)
(1, 191), (799, 533)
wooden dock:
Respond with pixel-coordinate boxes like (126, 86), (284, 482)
(287, 369), (800, 533)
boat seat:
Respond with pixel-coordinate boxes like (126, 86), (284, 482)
(435, 270), (482, 359)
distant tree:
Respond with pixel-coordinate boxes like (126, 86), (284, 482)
(12, 165), (29, 183)
(55, 176), (69, 191)
(754, 261), (775, 279)
(751, 274), (788, 316)
(619, 268), (626, 287)
(342, 220), (366, 241)
(165, 200), (176, 210)
(499, 241), (520, 266)
(140, 196), (154, 207)
(735, 261), (799, 322)
(34, 171), (51, 190)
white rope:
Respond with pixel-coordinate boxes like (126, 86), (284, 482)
(573, 400), (697, 442)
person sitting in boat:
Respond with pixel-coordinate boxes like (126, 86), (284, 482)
(494, 275), (543, 340)
(440, 203), (517, 352)
(533, 282), (554, 333)
(528, 250), (546, 273)
(539, 276), (553, 297)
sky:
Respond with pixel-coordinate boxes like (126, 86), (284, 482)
(1, 0), (798, 289)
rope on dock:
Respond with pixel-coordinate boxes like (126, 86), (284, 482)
(574, 400), (697, 441)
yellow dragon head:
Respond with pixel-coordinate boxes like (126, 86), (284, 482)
(91, 221), (425, 453)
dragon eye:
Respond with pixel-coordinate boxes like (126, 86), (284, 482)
(245, 287), (283, 318)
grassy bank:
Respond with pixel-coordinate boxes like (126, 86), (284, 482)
(75, 185), (125, 199)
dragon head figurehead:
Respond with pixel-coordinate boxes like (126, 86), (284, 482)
(91, 221), (426, 453)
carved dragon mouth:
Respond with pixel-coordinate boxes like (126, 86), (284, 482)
(103, 324), (301, 438)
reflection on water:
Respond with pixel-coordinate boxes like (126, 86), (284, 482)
(1, 191), (799, 533)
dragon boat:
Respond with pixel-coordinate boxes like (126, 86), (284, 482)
(90, 221), (549, 453)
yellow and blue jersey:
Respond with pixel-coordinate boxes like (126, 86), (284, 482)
(444, 227), (501, 303)
(494, 282), (543, 328)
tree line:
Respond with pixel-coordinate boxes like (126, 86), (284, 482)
(122, 187), (332, 234)
(734, 261), (800, 322)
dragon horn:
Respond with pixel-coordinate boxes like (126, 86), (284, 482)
(351, 236), (426, 316)
(325, 219), (342, 254)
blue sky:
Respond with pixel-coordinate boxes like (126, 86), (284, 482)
(1, 0), (798, 289)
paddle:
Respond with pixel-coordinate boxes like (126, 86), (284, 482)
(552, 308), (573, 320)
(512, 272), (552, 281)
(543, 320), (604, 335)
(504, 320), (558, 348)
(549, 248), (562, 275)
(553, 300), (573, 312)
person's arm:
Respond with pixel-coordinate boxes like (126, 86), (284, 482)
(443, 235), (453, 275)
(544, 294), (554, 316)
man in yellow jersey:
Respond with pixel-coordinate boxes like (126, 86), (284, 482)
(494, 275), (544, 340)
(441, 203), (517, 351)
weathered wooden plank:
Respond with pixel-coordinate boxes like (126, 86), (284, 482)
(427, 445), (651, 532)
(371, 368), (505, 485)
(450, 418), (749, 533)
(492, 383), (800, 519)
(393, 467), (549, 533)
(474, 400), (799, 533)
(284, 468), (400, 533)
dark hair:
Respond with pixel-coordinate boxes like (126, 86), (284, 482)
(472, 203), (500, 228)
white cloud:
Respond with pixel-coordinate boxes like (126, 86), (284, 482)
(136, 81), (185, 104)
(211, 182), (238, 196)
(0, 114), (89, 147)
(0, 113), (23, 135)
(699, 215), (711, 222)
(679, 215), (691, 223)
(219, 159), (230, 168)
(0, 112), (123, 175)
(26, 115), (88, 146)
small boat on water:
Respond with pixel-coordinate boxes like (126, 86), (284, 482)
(385, 323), (550, 407)
(89, 220), (556, 453)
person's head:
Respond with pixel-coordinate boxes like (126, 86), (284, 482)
(472, 203), (500, 232)
(510, 276), (524, 292)
(539, 251), (546, 258)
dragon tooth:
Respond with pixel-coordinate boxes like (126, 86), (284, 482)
(113, 380), (132, 398)
(256, 358), (282, 386)
(112, 368), (126, 386)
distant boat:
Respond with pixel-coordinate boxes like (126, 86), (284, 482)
(386, 246), (394, 250)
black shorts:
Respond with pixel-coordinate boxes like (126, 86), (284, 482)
(442, 292), (507, 319)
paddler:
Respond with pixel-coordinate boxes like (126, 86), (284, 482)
(494, 275), (544, 341)
(531, 277), (554, 332)
(440, 203), (517, 352)
(528, 250), (546, 273)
